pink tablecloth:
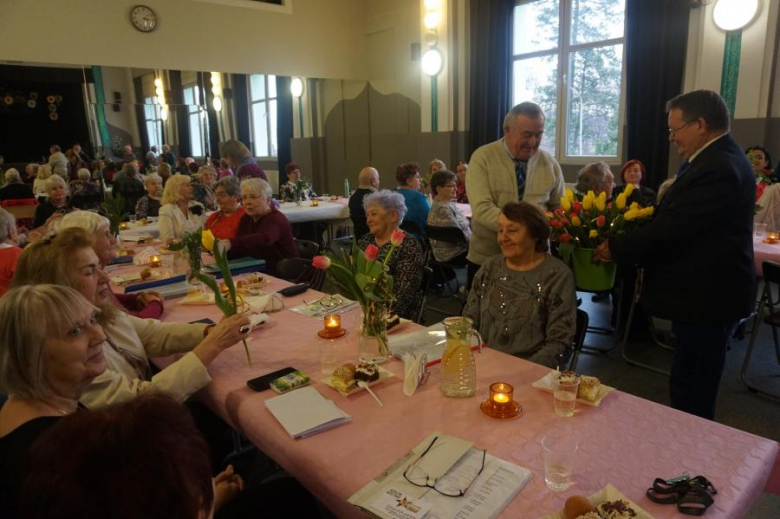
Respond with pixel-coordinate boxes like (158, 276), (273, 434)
(754, 236), (780, 276)
(148, 274), (779, 518)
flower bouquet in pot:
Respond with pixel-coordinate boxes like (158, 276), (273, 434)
(549, 186), (654, 291)
(312, 230), (405, 363)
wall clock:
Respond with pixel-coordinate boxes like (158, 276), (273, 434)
(130, 5), (158, 33)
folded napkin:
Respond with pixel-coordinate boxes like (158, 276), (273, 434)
(402, 353), (428, 397)
(132, 247), (160, 266)
(246, 293), (284, 313)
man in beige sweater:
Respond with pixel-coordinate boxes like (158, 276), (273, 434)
(465, 102), (564, 285)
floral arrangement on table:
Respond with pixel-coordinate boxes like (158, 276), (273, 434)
(293, 179), (309, 205)
(99, 194), (127, 236)
(188, 229), (252, 366)
(549, 186), (654, 291)
(311, 230), (406, 361)
(167, 227), (207, 279)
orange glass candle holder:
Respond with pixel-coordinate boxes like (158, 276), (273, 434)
(311, 199), (319, 207)
(481, 382), (522, 419)
(318, 314), (346, 339)
(149, 255), (161, 267)
(120, 222), (129, 230)
(767, 231), (779, 243)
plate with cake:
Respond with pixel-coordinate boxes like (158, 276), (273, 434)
(532, 370), (614, 407)
(541, 484), (654, 519)
(323, 362), (394, 396)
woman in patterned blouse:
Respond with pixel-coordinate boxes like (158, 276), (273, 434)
(279, 163), (316, 202)
(358, 190), (425, 320)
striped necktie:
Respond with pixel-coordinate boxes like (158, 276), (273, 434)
(514, 160), (526, 199)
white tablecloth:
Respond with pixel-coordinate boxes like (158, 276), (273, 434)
(277, 200), (350, 224)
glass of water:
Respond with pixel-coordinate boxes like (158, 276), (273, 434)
(129, 214), (137, 224)
(320, 340), (340, 375)
(553, 374), (580, 418)
(754, 223), (768, 240)
(542, 429), (578, 492)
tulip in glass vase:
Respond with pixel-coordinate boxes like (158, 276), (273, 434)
(312, 230), (406, 364)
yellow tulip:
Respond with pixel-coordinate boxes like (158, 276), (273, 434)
(624, 208), (639, 221)
(587, 190), (596, 201)
(582, 196), (592, 210)
(589, 229), (599, 239)
(624, 182), (634, 198)
(595, 191), (606, 212)
(616, 192), (627, 210)
(629, 202), (639, 211)
(565, 188), (575, 201)
(638, 207), (655, 219)
(561, 196), (571, 211)
(545, 211), (554, 219)
(201, 229), (216, 252)
(571, 215), (582, 227)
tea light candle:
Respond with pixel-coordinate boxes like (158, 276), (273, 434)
(149, 255), (161, 268)
(311, 199), (319, 207)
(120, 222), (129, 230)
(768, 231), (779, 241)
(318, 314), (345, 339)
(490, 382), (513, 408)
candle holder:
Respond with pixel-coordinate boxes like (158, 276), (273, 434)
(765, 231), (779, 244)
(311, 199), (319, 207)
(481, 382), (522, 419)
(119, 222), (129, 230)
(318, 314), (346, 339)
(149, 255), (161, 268)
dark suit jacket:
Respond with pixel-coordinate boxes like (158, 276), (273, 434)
(609, 134), (754, 324)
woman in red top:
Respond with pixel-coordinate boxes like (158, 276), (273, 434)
(0, 208), (23, 296)
(205, 176), (246, 240)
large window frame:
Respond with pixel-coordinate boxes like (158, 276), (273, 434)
(512, 0), (627, 164)
(182, 84), (210, 157)
(248, 74), (278, 158)
(143, 96), (164, 150)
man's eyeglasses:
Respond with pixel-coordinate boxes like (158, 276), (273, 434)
(668, 121), (693, 136)
(402, 436), (486, 497)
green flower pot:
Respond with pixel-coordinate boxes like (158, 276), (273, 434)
(570, 247), (616, 292)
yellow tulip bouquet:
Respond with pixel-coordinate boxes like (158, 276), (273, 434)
(547, 184), (654, 248)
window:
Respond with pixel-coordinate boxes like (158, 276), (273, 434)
(143, 96), (164, 150)
(248, 74), (278, 157)
(183, 85), (210, 157)
(512, 0), (626, 161)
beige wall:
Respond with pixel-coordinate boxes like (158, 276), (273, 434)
(3, 0), (366, 80)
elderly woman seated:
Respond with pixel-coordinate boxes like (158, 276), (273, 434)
(32, 174), (73, 230)
(11, 227), (251, 409)
(613, 160), (656, 207)
(134, 173), (163, 219)
(280, 162), (317, 202)
(113, 163), (145, 215)
(0, 169), (34, 202)
(205, 176), (245, 240)
(192, 166), (218, 211)
(0, 208), (22, 296)
(56, 211), (163, 319)
(69, 168), (102, 210)
(464, 201), (576, 368)
(426, 169), (471, 264)
(359, 190), (425, 320)
(0, 285), (108, 517)
(224, 178), (298, 275)
(158, 174), (207, 244)
(395, 162), (430, 235)
(574, 161), (616, 200)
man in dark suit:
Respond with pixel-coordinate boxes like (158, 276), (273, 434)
(594, 90), (754, 420)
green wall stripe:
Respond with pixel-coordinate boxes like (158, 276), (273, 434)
(431, 76), (438, 133)
(720, 30), (742, 116)
(91, 65), (111, 152)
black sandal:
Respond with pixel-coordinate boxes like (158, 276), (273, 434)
(646, 475), (717, 516)
(676, 485), (715, 516)
(646, 478), (688, 505)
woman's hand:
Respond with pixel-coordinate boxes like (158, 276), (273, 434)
(213, 465), (245, 512)
(193, 313), (251, 366)
(137, 291), (163, 307)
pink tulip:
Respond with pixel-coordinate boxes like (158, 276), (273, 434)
(364, 244), (379, 261)
(312, 255), (331, 269)
(391, 230), (405, 247)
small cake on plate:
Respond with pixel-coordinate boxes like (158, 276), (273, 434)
(354, 362), (379, 383)
(577, 375), (602, 402)
(332, 363), (356, 393)
(596, 500), (638, 519)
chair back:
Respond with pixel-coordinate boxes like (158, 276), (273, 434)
(328, 236), (354, 258)
(567, 308), (590, 371)
(415, 266), (435, 324)
(275, 257), (325, 291)
(294, 239), (320, 260)
(424, 225), (467, 245)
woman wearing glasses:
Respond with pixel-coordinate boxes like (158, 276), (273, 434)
(613, 159), (656, 207)
(426, 169), (471, 264)
(221, 178), (298, 275)
(205, 176), (245, 240)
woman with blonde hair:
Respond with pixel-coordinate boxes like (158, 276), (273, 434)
(158, 175), (206, 244)
(220, 139), (267, 181)
(428, 158), (446, 176)
(33, 164), (52, 195)
(32, 175), (72, 230)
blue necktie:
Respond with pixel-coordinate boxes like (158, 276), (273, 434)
(676, 160), (690, 180)
(515, 160), (526, 199)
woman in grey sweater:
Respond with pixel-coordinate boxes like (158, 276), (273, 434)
(464, 201), (576, 368)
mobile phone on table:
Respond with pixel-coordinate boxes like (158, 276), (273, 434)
(247, 367), (297, 392)
(189, 318), (215, 325)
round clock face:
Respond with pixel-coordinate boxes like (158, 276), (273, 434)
(131, 5), (158, 33)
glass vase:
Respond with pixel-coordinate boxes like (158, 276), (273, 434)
(358, 300), (389, 364)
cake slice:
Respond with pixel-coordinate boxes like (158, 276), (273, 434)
(331, 364), (356, 393)
(354, 362), (379, 383)
(577, 375), (602, 402)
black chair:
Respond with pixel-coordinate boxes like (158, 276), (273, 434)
(415, 266), (435, 324)
(741, 260), (780, 399)
(567, 309), (590, 371)
(400, 220), (423, 237)
(424, 224), (468, 296)
(294, 239), (320, 260)
(275, 257), (325, 291)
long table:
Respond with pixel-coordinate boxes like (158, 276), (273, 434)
(754, 235), (780, 276)
(135, 273), (779, 518)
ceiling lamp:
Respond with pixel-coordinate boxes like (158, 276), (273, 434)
(421, 48), (444, 77)
(713, 0), (759, 31)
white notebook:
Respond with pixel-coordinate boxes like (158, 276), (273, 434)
(265, 386), (352, 439)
